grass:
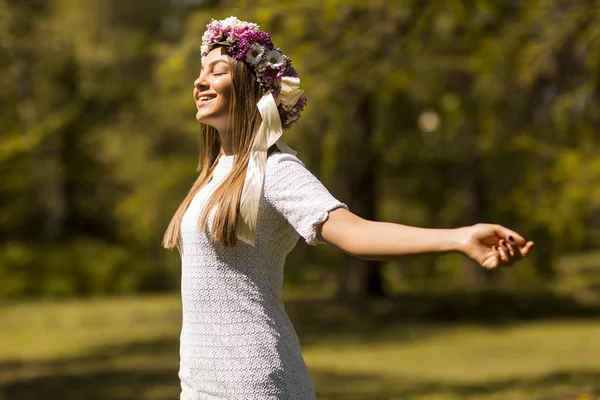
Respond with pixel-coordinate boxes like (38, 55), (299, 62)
(305, 321), (600, 399)
(2, 292), (600, 399)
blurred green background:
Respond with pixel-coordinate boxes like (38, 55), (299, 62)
(1, 0), (600, 399)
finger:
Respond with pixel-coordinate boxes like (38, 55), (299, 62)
(496, 243), (514, 266)
(507, 235), (524, 247)
(502, 240), (522, 261)
(517, 241), (535, 257)
(500, 240), (515, 257)
(493, 225), (526, 245)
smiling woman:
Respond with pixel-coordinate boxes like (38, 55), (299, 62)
(193, 50), (232, 132)
(162, 16), (534, 400)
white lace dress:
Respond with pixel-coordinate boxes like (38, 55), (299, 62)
(178, 152), (348, 399)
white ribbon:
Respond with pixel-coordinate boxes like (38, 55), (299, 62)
(278, 76), (303, 106)
(236, 79), (303, 246)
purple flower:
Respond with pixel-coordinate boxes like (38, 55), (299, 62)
(244, 31), (273, 49)
(230, 24), (254, 41)
(208, 28), (223, 42)
(279, 95), (306, 129)
(262, 64), (284, 86)
(230, 38), (254, 61)
(284, 64), (300, 78)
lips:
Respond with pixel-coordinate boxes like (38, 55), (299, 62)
(197, 93), (217, 107)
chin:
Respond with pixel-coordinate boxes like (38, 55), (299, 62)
(197, 116), (220, 132)
(196, 113), (212, 124)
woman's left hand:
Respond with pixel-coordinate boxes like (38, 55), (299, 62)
(457, 223), (534, 269)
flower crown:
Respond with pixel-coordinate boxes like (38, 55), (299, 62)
(201, 17), (306, 130)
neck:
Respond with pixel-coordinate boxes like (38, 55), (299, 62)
(217, 128), (234, 156)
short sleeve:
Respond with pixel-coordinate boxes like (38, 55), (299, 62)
(263, 152), (349, 246)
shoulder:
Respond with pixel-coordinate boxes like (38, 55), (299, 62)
(263, 151), (322, 199)
(266, 151), (306, 168)
(264, 151), (308, 180)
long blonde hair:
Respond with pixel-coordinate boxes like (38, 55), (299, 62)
(162, 50), (268, 249)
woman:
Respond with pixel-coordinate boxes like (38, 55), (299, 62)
(163, 17), (534, 400)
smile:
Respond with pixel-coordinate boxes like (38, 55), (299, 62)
(197, 95), (216, 107)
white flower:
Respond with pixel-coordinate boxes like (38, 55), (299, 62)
(265, 50), (284, 67)
(246, 43), (265, 66)
(221, 16), (239, 28)
(221, 16), (258, 31)
(200, 44), (209, 55)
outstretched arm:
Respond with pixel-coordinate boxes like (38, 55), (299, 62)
(320, 208), (534, 269)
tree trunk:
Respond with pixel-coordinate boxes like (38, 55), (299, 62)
(334, 92), (385, 298)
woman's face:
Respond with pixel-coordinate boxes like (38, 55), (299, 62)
(193, 47), (232, 133)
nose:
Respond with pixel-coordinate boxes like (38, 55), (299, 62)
(194, 76), (209, 92)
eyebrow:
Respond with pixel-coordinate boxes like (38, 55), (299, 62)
(200, 59), (229, 72)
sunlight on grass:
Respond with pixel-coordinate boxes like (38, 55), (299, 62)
(0, 295), (181, 360)
(305, 321), (600, 381)
(305, 321), (600, 399)
(1, 295), (600, 399)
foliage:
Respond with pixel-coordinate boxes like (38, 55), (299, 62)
(1, 0), (599, 298)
